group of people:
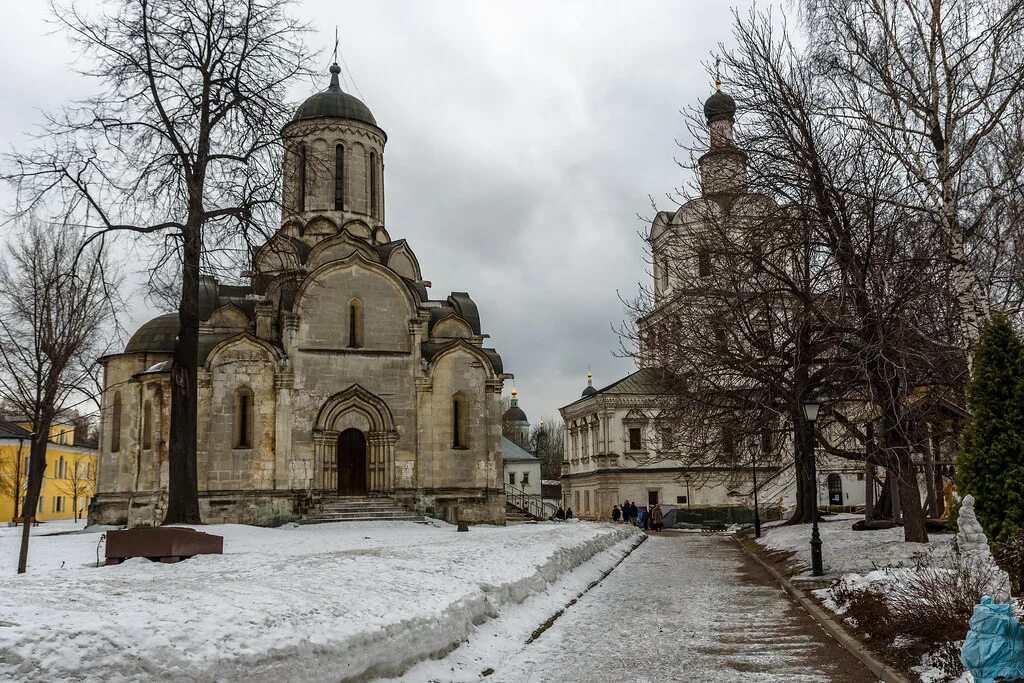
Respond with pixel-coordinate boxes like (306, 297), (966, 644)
(553, 506), (574, 521)
(612, 501), (664, 532)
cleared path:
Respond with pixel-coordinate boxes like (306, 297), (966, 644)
(492, 532), (876, 683)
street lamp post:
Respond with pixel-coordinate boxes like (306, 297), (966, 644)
(802, 396), (824, 577)
(751, 447), (761, 539)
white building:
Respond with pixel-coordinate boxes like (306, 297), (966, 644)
(502, 437), (541, 499)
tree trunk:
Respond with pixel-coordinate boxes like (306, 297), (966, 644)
(864, 461), (875, 521)
(163, 218), (202, 525)
(17, 427), (51, 574)
(786, 417), (816, 525)
(894, 455), (927, 542)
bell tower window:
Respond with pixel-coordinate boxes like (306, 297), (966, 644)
(334, 144), (344, 211)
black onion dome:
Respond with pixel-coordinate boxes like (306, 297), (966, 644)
(293, 64), (377, 127)
(503, 405), (528, 422)
(581, 385), (597, 398)
(125, 314), (179, 353)
(703, 90), (736, 123)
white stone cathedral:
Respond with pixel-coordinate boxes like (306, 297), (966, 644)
(91, 64), (510, 526)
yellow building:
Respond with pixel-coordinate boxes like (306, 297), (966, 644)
(0, 418), (98, 523)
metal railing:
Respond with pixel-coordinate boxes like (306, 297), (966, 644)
(504, 482), (558, 520)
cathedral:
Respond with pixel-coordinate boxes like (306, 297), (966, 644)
(91, 64), (510, 526)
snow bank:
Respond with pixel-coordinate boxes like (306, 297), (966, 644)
(0, 520), (638, 682)
(756, 516), (952, 577)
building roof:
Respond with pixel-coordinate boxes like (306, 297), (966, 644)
(503, 405), (528, 422)
(292, 64), (377, 127)
(0, 419), (30, 439)
(704, 90), (736, 123)
(124, 314), (179, 353)
(566, 367), (673, 410)
(502, 437), (538, 462)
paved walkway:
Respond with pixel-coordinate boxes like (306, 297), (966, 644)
(492, 532), (876, 683)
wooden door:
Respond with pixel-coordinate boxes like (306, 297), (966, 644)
(337, 429), (367, 495)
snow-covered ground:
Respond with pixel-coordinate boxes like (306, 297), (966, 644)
(755, 514), (953, 578)
(0, 519), (637, 682)
(756, 517), (967, 682)
(449, 533), (876, 682)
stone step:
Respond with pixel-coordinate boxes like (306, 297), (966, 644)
(313, 509), (418, 519)
(299, 515), (427, 525)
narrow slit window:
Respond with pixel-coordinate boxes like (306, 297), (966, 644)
(348, 298), (363, 348)
(369, 151), (378, 218)
(234, 387), (253, 449)
(334, 144), (345, 210)
(111, 392), (122, 453)
(452, 393), (468, 449)
(142, 400), (153, 450)
(297, 143), (307, 212)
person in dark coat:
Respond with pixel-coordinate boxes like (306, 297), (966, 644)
(555, 507), (565, 521)
(629, 501), (638, 525)
(651, 504), (664, 532)
(566, 507), (574, 520)
(612, 505), (621, 522)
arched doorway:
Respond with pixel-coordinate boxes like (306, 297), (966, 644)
(337, 428), (367, 495)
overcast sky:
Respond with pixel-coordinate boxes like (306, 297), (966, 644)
(0, 0), (751, 422)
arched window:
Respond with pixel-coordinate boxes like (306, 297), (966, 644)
(297, 143), (307, 212)
(142, 400), (153, 450)
(452, 392), (468, 449)
(234, 387), (254, 449)
(334, 144), (345, 210)
(111, 392), (122, 453)
(348, 298), (364, 348)
(369, 150), (378, 218)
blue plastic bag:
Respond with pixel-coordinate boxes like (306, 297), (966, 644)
(961, 596), (1024, 683)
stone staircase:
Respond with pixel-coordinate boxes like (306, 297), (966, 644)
(301, 495), (426, 525)
(505, 501), (540, 524)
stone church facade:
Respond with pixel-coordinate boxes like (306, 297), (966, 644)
(91, 64), (510, 526)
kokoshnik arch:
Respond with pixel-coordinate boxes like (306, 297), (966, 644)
(91, 64), (512, 526)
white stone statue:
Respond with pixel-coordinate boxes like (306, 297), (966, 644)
(956, 495), (1011, 602)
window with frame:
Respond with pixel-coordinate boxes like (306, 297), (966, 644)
(334, 144), (345, 210)
(584, 490), (590, 512)
(57, 456), (66, 479)
(348, 298), (364, 348)
(521, 471), (529, 486)
(697, 249), (712, 277)
(722, 426), (737, 457)
(234, 387), (254, 449)
(452, 393), (469, 449)
(628, 427), (642, 451)
(508, 472), (515, 486)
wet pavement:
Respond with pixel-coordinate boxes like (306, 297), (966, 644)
(492, 532), (877, 683)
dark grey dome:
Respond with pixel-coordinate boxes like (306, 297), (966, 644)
(125, 314), (178, 353)
(293, 64), (377, 127)
(503, 406), (528, 422)
(581, 386), (597, 398)
(704, 90), (736, 123)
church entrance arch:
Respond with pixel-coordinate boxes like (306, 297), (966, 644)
(313, 385), (397, 493)
(337, 428), (367, 495)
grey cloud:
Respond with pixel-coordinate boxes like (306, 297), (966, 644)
(0, 0), (750, 421)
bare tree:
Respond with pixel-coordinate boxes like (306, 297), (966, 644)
(3, 1), (313, 524)
(0, 434), (30, 522)
(0, 221), (119, 572)
(803, 0), (1024, 350)
(529, 418), (564, 481)
(55, 456), (96, 523)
